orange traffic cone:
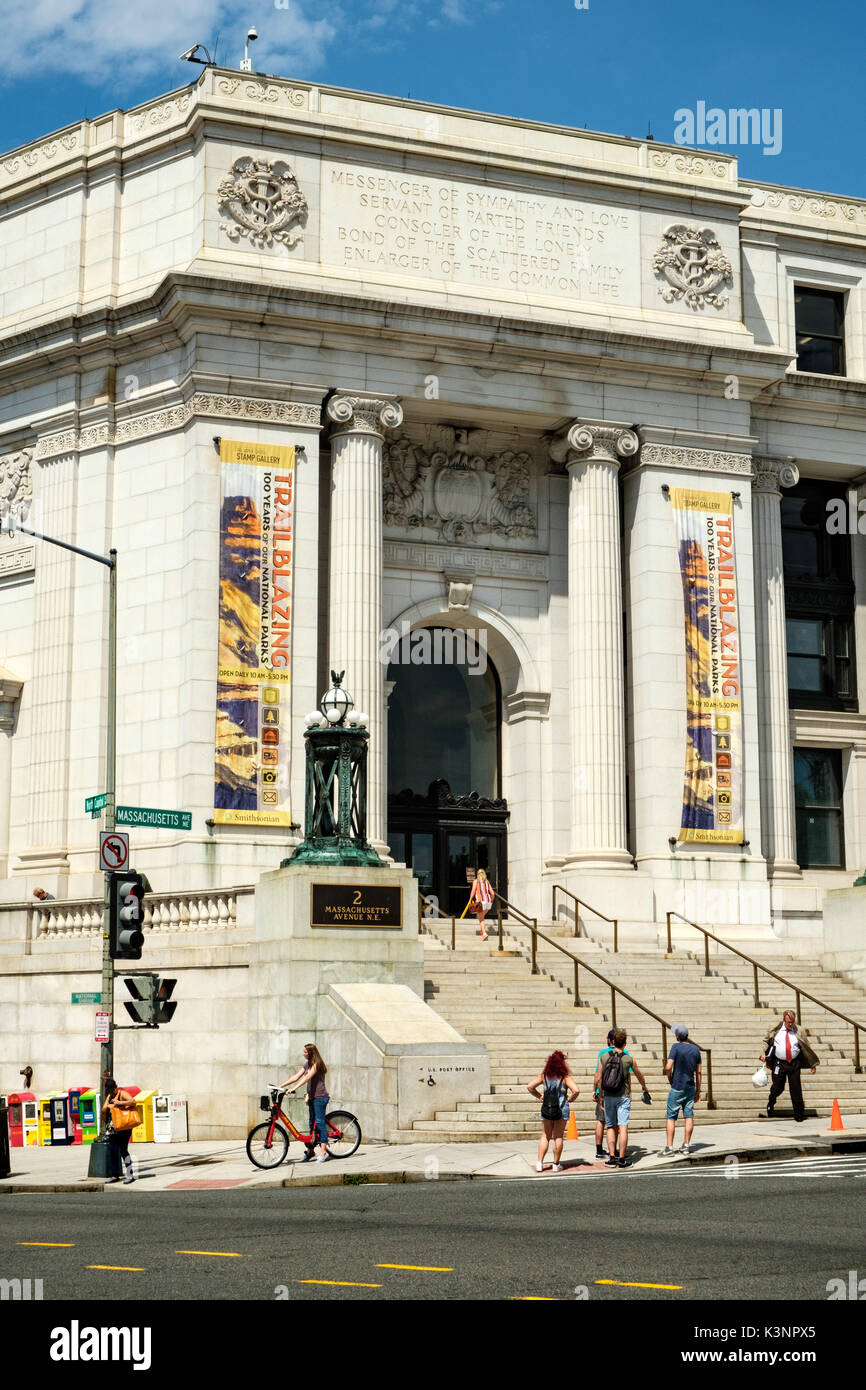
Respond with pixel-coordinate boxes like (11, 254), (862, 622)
(828, 1099), (844, 1131)
(566, 1111), (578, 1141)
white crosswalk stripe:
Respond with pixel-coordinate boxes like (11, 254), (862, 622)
(624, 1152), (866, 1178)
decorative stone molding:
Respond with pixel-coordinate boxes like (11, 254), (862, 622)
(0, 545), (35, 579)
(752, 456), (799, 495)
(218, 156), (309, 249)
(653, 224), (733, 309)
(651, 150), (729, 179)
(444, 572), (474, 610)
(503, 691), (551, 723)
(383, 427), (537, 543)
(327, 394), (404, 439)
(217, 78), (308, 108)
(384, 540), (548, 581)
(749, 186), (865, 224)
(128, 93), (192, 135)
(33, 395), (321, 459)
(639, 442), (753, 476)
(0, 448), (33, 530)
(562, 422), (640, 466)
(1, 131), (79, 184)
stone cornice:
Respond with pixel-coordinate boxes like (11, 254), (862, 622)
(32, 392), (321, 460)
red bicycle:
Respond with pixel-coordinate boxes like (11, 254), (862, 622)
(246, 1084), (362, 1169)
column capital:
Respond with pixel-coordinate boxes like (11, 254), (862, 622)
(550, 419), (639, 468)
(326, 393), (404, 440)
(752, 456), (799, 496)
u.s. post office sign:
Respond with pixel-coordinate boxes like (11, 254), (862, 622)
(310, 883), (402, 929)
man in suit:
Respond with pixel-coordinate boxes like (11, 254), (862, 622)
(760, 1010), (818, 1122)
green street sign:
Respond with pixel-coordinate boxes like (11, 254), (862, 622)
(116, 806), (192, 831)
(71, 991), (102, 1004)
(85, 794), (108, 814)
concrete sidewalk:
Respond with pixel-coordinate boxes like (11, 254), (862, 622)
(2, 1111), (865, 1192)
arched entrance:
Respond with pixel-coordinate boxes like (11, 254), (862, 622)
(387, 627), (508, 914)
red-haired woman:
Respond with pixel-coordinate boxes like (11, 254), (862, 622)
(527, 1051), (579, 1173)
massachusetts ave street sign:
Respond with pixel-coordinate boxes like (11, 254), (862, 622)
(116, 806), (192, 831)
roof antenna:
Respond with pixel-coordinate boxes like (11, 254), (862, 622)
(647, 119), (654, 142)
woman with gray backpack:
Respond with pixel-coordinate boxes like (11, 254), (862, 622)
(527, 1050), (579, 1173)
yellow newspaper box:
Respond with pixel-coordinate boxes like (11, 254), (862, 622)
(130, 1090), (157, 1143)
(37, 1093), (64, 1146)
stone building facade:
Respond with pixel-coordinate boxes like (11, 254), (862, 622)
(0, 69), (864, 1126)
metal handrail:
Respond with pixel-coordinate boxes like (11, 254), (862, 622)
(552, 884), (619, 951)
(493, 891), (715, 1107)
(418, 893), (456, 950)
(665, 909), (863, 1073)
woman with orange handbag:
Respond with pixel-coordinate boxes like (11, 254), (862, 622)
(101, 1077), (140, 1184)
(468, 868), (495, 942)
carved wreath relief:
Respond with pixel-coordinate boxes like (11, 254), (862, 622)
(383, 426), (537, 543)
(0, 449), (33, 530)
(653, 223), (733, 309)
(218, 156), (308, 249)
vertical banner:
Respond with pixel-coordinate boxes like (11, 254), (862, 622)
(213, 440), (295, 825)
(672, 488), (743, 844)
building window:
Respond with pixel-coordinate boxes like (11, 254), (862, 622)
(794, 748), (845, 869)
(781, 481), (857, 710)
(794, 287), (846, 375)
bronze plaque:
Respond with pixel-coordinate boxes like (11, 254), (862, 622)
(311, 883), (403, 929)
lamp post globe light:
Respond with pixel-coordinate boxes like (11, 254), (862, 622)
(283, 671), (385, 868)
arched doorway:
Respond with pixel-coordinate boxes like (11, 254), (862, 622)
(387, 627), (508, 914)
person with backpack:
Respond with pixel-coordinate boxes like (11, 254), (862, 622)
(527, 1050), (579, 1173)
(594, 1028), (617, 1159)
(594, 1029), (651, 1169)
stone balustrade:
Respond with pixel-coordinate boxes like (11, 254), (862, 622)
(27, 887), (254, 942)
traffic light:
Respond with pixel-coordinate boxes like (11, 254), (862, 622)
(122, 974), (177, 1027)
(109, 872), (145, 960)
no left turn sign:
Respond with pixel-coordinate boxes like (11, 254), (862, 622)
(99, 830), (129, 873)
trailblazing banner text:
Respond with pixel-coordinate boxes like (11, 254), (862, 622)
(672, 488), (744, 845)
(214, 440), (295, 825)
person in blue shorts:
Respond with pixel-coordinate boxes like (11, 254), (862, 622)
(594, 1029), (650, 1169)
(664, 1024), (702, 1155)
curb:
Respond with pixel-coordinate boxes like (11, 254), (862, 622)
(281, 1169), (473, 1188)
(684, 1136), (866, 1167)
(0, 1181), (105, 1193)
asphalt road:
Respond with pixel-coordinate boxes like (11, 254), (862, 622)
(3, 1161), (866, 1303)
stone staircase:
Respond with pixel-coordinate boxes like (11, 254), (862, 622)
(389, 913), (866, 1142)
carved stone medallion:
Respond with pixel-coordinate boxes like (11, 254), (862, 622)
(383, 427), (537, 543)
(652, 223), (733, 309)
(218, 156), (308, 249)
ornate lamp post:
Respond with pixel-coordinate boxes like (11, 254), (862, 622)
(283, 672), (386, 868)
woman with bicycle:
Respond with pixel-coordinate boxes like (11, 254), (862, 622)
(280, 1043), (331, 1163)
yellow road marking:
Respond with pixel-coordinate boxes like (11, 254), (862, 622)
(511, 1296), (560, 1301)
(176, 1250), (244, 1258)
(595, 1279), (684, 1290)
(296, 1279), (381, 1288)
(87, 1265), (145, 1272)
(376, 1263), (453, 1272)
(16, 1241), (75, 1247)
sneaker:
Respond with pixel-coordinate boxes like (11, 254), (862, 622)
(680, 1144), (691, 1156)
(316, 1153), (330, 1163)
(535, 1161), (544, 1172)
(123, 1174), (134, 1184)
(617, 1157), (630, 1168)
(595, 1147), (605, 1159)
(551, 1163), (563, 1173)
(300, 1150), (316, 1163)
(604, 1155), (619, 1166)
(663, 1145), (676, 1155)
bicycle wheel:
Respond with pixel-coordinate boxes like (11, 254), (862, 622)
(325, 1111), (362, 1158)
(246, 1121), (290, 1169)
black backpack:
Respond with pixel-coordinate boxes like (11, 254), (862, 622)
(540, 1078), (563, 1121)
(601, 1050), (627, 1095)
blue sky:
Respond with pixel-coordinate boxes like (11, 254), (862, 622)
(1, 0), (864, 198)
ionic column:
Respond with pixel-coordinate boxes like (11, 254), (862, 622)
(555, 420), (638, 869)
(326, 392), (403, 853)
(752, 457), (800, 877)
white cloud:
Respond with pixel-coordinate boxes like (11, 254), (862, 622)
(0, 0), (337, 85)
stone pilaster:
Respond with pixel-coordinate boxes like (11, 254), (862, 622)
(752, 456), (801, 878)
(554, 420), (638, 869)
(0, 669), (23, 879)
(326, 393), (403, 852)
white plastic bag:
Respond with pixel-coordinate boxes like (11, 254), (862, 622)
(752, 1066), (769, 1088)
